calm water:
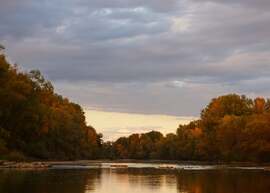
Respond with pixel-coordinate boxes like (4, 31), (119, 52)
(0, 165), (270, 193)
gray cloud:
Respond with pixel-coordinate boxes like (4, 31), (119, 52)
(1, 0), (270, 115)
(76, 0), (182, 13)
(191, 0), (270, 10)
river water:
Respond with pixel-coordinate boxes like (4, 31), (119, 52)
(0, 163), (269, 193)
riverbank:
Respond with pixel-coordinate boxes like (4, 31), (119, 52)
(1, 160), (270, 170)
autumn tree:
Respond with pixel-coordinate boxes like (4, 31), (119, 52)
(0, 49), (102, 160)
(111, 94), (270, 162)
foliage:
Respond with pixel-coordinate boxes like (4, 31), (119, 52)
(4, 151), (27, 162)
(109, 94), (270, 162)
(0, 55), (102, 160)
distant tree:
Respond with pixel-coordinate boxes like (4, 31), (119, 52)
(111, 94), (270, 162)
(254, 97), (266, 113)
(0, 44), (5, 51)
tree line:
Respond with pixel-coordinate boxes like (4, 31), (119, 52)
(1, 46), (270, 162)
(105, 94), (270, 162)
(0, 49), (102, 160)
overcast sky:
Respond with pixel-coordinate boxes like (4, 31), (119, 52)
(1, 0), (270, 138)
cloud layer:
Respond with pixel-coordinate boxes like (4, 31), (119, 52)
(1, 0), (270, 116)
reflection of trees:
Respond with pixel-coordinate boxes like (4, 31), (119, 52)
(176, 170), (270, 193)
(1, 168), (270, 193)
(113, 168), (176, 190)
(0, 169), (101, 193)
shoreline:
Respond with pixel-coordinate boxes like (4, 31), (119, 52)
(1, 159), (270, 169)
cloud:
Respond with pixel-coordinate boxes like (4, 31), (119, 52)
(1, 0), (270, 116)
(191, 0), (270, 10)
(76, 0), (182, 13)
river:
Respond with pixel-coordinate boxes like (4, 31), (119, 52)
(0, 163), (269, 193)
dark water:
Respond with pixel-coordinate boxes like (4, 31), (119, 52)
(0, 167), (270, 193)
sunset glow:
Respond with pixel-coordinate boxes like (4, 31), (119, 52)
(85, 109), (197, 141)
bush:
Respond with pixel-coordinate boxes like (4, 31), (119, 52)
(5, 151), (27, 162)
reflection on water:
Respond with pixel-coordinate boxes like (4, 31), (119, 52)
(0, 168), (270, 193)
(0, 170), (101, 193)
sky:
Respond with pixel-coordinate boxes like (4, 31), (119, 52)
(1, 0), (270, 140)
(85, 110), (196, 141)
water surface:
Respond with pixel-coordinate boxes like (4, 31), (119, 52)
(0, 164), (270, 193)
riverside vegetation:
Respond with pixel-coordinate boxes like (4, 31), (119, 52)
(1, 47), (270, 162)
